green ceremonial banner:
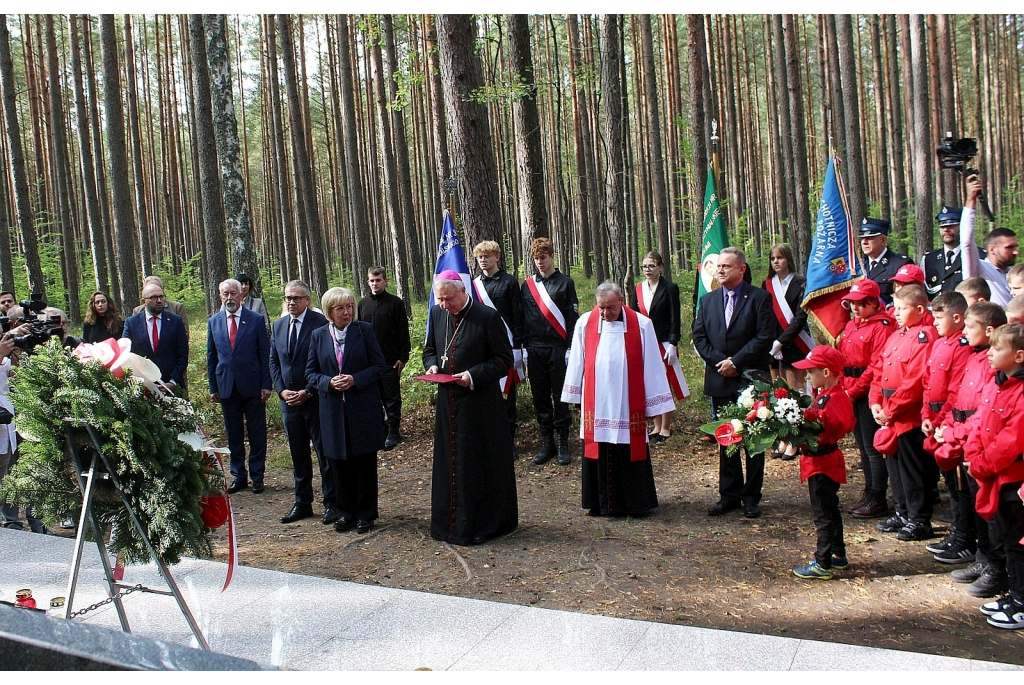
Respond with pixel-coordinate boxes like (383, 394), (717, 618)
(696, 169), (729, 310)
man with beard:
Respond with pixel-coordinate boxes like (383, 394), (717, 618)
(961, 175), (1020, 307)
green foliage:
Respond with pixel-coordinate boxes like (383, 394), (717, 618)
(1, 340), (220, 565)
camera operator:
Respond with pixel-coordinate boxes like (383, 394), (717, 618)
(0, 323), (47, 533)
(961, 175), (1020, 307)
(45, 307), (82, 349)
(0, 291), (14, 314)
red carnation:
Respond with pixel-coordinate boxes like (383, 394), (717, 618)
(804, 408), (820, 422)
(774, 388), (788, 399)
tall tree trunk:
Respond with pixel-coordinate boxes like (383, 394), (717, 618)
(639, 14), (671, 270)
(507, 13), (551, 270)
(566, 15), (593, 279)
(0, 15), (46, 297)
(869, 16), (892, 228)
(123, 14), (152, 277)
(836, 14), (867, 223)
(885, 14), (909, 239)
(909, 14), (933, 257)
(263, 15), (298, 282)
(771, 15), (795, 243)
(936, 14), (959, 205)
(100, 15), (140, 310)
(204, 14), (260, 296)
(600, 15), (628, 289)
(686, 15), (710, 221)
(44, 15), (81, 322)
(435, 14), (503, 248)
(423, 15), (451, 210)
(278, 14), (328, 294)
(783, 15), (811, 266)
(187, 14), (228, 309)
(69, 15), (109, 293)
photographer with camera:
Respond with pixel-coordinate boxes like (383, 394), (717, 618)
(0, 291), (14, 314)
(961, 175), (1020, 307)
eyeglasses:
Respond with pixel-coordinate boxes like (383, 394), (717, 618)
(641, 264), (658, 269)
(284, 295), (308, 302)
(143, 295), (165, 301)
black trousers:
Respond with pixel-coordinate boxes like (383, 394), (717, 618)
(712, 395), (765, 506)
(886, 428), (936, 524)
(333, 452), (379, 523)
(990, 483), (1024, 601)
(808, 474), (845, 568)
(527, 345), (571, 432)
(972, 475), (1006, 572)
(943, 466), (977, 546)
(504, 381), (518, 438)
(282, 401), (334, 507)
(377, 365), (402, 432)
(221, 392), (267, 483)
(852, 397), (887, 491)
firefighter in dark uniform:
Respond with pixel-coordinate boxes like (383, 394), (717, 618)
(860, 217), (912, 306)
(921, 206), (983, 300)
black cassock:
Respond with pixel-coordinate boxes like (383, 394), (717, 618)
(423, 300), (518, 545)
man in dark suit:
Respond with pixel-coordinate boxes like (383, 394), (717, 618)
(922, 206), (979, 299)
(270, 280), (333, 524)
(207, 278), (272, 494)
(692, 247), (775, 518)
(860, 217), (912, 306)
(122, 282), (189, 389)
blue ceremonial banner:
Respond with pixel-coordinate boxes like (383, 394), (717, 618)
(426, 210), (478, 340)
(800, 151), (862, 345)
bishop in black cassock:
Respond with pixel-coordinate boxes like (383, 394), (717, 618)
(423, 274), (518, 545)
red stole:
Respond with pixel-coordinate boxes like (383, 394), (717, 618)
(634, 283), (650, 316)
(583, 306), (646, 462)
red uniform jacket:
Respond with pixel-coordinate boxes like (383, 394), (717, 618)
(799, 384), (857, 484)
(868, 322), (938, 436)
(965, 370), (1024, 520)
(836, 312), (896, 402)
(921, 332), (973, 425)
(932, 347), (993, 469)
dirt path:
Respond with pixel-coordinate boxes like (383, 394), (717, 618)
(211, 402), (1022, 665)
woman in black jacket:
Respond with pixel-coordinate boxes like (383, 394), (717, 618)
(81, 291), (124, 343)
(630, 251), (689, 443)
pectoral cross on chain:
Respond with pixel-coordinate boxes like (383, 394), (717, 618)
(440, 353), (448, 367)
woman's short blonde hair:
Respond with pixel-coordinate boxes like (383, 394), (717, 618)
(321, 286), (356, 315)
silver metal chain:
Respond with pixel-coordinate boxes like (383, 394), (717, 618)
(67, 584), (145, 619)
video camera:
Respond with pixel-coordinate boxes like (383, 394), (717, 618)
(0, 293), (62, 353)
(936, 133), (994, 220)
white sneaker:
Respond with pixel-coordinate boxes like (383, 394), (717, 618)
(986, 601), (1024, 630)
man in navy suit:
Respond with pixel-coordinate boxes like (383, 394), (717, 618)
(692, 247), (775, 519)
(269, 280), (334, 524)
(207, 278), (272, 494)
(122, 282), (189, 389)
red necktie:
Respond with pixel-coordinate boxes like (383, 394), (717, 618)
(228, 314), (237, 349)
(151, 316), (159, 353)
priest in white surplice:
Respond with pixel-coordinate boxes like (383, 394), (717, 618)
(561, 282), (675, 515)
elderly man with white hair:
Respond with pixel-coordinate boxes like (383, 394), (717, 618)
(561, 281), (674, 517)
(422, 269), (518, 545)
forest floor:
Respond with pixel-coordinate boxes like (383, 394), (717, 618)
(194, 397), (1024, 667)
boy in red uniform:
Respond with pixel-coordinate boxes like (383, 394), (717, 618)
(920, 292), (973, 563)
(963, 323), (1024, 629)
(836, 279), (896, 518)
(934, 303), (1008, 596)
(869, 284), (939, 541)
(791, 347), (858, 579)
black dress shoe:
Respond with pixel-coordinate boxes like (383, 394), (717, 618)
(322, 507), (340, 525)
(280, 504), (314, 524)
(744, 502), (762, 518)
(251, 481), (265, 494)
(356, 519), (373, 534)
(708, 500), (741, 516)
(384, 434), (399, 451)
(334, 518), (356, 533)
(227, 479), (248, 494)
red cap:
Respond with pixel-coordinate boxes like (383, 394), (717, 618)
(840, 280), (881, 309)
(891, 264), (925, 285)
(792, 346), (845, 373)
(873, 426), (899, 456)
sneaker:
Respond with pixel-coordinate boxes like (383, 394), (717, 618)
(925, 530), (955, 554)
(932, 541), (976, 565)
(876, 513), (908, 533)
(896, 521), (933, 541)
(830, 555), (849, 570)
(981, 594), (1015, 616)
(951, 561), (987, 584)
(986, 601), (1024, 630)
(793, 560), (833, 580)
(967, 568), (1009, 598)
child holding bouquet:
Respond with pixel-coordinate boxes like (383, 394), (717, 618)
(791, 347), (857, 580)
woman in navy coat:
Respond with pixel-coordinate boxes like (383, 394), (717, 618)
(306, 286), (387, 533)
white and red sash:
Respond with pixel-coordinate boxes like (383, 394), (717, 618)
(635, 283), (689, 401)
(766, 275), (816, 356)
(525, 275), (567, 341)
(473, 276), (521, 393)
(583, 306), (646, 462)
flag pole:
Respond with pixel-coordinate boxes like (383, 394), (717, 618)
(710, 119), (721, 200)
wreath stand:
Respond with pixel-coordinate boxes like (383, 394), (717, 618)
(62, 421), (210, 650)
